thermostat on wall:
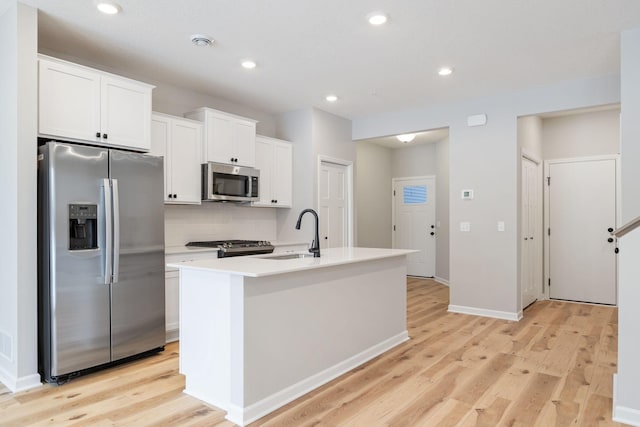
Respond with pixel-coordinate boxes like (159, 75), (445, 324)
(461, 189), (474, 200)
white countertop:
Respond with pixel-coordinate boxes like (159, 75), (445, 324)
(167, 247), (417, 278)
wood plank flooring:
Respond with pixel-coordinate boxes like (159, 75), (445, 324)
(0, 278), (625, 426)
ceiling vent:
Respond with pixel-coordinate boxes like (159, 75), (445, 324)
(191, 34), (214, 47)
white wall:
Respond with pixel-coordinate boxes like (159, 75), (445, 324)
(614, 27), (640, 425)
(355, 142), (392, 248)
(542, 109), (620, 159)
(353, 74), (620, 319)
(391, 143), (437, 177)
(0, 1), (40, 392)
(275, 108), (354, 245)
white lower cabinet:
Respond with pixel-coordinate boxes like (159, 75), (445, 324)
(151, 113), (202, 204)
(165, 269), (180, 343)
(254, 135), (293, 208)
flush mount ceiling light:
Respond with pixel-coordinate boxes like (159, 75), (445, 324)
(438, 67), (454, 76)
(396, 134), (416, 143)
(367, 12), (388, 26)
(325, 94), (339, 102)
(96, 1), (121, 14)
(241, 60), (257, 69)
(191, 34), (214, 47)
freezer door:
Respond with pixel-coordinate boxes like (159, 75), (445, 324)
(40, 142), (111, 379)
(109, 150), (165, 360)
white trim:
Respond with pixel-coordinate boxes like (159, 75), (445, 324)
(165, 326), (179, 343)
(448, 304), (522, 321)
(317, 156), (354, 247)
(613, 374), (640, 426)
(223, 331), (409, 427)
(434, 276), (449, 286)
(0, 365), (42, 393)
(543, 154), (620, 302)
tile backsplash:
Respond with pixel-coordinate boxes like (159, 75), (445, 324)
(164, 203), (277, 247)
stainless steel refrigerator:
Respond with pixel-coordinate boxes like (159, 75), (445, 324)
(38, 141), (165, 384)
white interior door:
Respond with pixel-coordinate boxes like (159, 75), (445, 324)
(521, 157), (541, 308)
(393, 177), (436, 277)
(547, 158), (617, 305)
(319, 161), (348, 249)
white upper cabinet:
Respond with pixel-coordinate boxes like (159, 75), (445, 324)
(38, 55), (153, 152)
(253, 135), (292, 208)
(150, 113), (202, 204)
(184, 107), (257, 167)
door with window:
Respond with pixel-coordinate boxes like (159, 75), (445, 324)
(393, 177), (436, 277)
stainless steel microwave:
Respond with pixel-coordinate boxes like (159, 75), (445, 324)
(202, 162), (260, 202)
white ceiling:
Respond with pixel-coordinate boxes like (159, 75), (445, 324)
(364, 128), (449, 149)
(17, 0), (640, 120)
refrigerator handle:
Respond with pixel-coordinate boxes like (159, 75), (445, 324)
(112, 179), (120, 283)
(103, 179), (113, 285)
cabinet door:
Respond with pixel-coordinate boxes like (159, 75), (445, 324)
(170, 120), (202, 204)
(38, 59), (101, 142)
(273, 142), (293, 207)
(101, 76), (152, 151)
(234, 119), (256, 167)
(254, 138), (273, 206)
(205, 111), (234, 163)
(150, 115), (171, 202)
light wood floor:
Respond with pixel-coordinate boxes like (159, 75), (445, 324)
(0, 278), (625, 426)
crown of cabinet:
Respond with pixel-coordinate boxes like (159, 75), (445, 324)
(38, 54), (154, 152)
(184, 107), (258, 167)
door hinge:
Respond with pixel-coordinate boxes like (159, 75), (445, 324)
(393, 225), (396, 231)
(547, 176), (551, 185)
(547, 228), (550, 236)
(548, 278), (551, 287)
(393, 190), (396, 196)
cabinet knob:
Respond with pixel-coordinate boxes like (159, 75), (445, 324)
(168, 194), (173, 199)
(96, 132), (101, 138)
(103, 133), (108, 139)
(173, 194), (177, 199)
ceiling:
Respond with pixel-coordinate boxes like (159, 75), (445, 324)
(364, 128), (449, 149)
(15, 0), (640, 120)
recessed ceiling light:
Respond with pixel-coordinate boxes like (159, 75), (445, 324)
(191, 34), (214, 47)
(396, 134), (416, 143)
(241, 60), (257, 69)
(367, 12), (388, 26)
(96, 1), (121, 14)
(438, 67), (454, 76)
(325, 94), (339, 102)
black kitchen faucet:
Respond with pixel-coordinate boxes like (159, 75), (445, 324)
(295, 209), (320, 257)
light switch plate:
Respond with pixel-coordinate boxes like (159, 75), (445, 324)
(460, 222), (471, 232)
(497, 221), (505, 232)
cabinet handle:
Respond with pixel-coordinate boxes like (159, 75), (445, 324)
(168, 194), (173, 199)
(173, 194), (177, 199)
(103, 133), (108, 139)
(230, 158), (234, 163)
(96, 132), (101, 138)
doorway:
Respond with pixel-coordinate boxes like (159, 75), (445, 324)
(521, 155), (542, 308)
(392, 176), (436, 277)
(318, 157), (353, 249)
(544, 156), (618, 305)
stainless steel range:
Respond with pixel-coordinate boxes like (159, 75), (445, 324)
(186, 240), (274, 257)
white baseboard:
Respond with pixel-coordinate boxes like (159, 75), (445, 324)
(613, 374), (640, 426)
(225, 331), (410, 426)
(0, 365), (41, 393)
(434, 276), (449, 286)
(448, 304), (522, 321)
(165, 326), (179, 343)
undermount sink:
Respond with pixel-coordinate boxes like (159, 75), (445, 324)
(262, 253), (314, 260)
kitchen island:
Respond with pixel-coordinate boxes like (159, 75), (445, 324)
(167, 247), (415, 426)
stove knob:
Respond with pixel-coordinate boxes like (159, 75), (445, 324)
(266, 241), (271, 246)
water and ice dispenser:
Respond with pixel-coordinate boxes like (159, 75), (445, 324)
(68, 204), (97, 250)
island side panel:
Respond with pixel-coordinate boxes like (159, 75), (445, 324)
(240, 255), (408, 412)
(179, 268), (234, 411)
